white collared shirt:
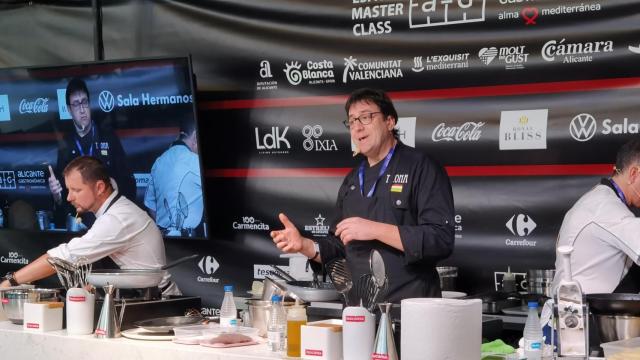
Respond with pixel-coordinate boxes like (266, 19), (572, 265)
(48, 191), (179, 294)
(552, 184), (640, 294)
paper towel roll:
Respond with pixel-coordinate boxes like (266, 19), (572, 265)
(401, 298), (482, 360)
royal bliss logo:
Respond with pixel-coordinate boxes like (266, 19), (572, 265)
(233, 216), (270, 231)
(431, 122), (484, 142)
(304, 214), (330, 237)
(499, 109), (548, 150)
(542, 38), (613, 63)
(255, 126), (291, 155)
(570, 113), (640, 141)
(302, 125), (338, 152)
(343, 56), (403, 83)
(505, 213), (537, 247)
(19, 97), (48, 114)
(283, 60), (335, 86)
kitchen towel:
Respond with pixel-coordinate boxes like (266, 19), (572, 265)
(401, 298), (482, 360)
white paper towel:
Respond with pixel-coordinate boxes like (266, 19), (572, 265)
(401, 298), (482, 360)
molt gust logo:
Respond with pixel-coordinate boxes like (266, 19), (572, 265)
(98, 90), (115, 112)
(19, 98), (49, 114)
(478, 47), (498, 65)
(570, 113), (597, 142)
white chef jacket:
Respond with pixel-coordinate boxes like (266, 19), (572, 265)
(144, 142), (203, 231)
(552, 183), (640, 294)
(48, 190), (180, 295)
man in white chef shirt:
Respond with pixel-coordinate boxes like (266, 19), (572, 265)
(1, 156), (181, 296)
(552, 139), (640, 294)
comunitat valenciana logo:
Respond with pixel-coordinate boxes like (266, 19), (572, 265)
(342, 56), (403, 83)
(302, 125), (338, 152)
(232, 216), (270, 231)
(505, 213), (537, 247)
(98, 90), (193, 113)
(283, 60), (335, 86)
(570, 113), (640, 141)
(541, 38), (613, 64)
(408, 0), (486, 29)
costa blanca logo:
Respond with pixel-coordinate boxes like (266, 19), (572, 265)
(0, 94), (10, 121)
(255, 126), (291, 155)
(506, 213), (536, 236)
(98, 91), (115, 112)
(198, 256), (220, 275)
(432, 122), (484, 142)
(542, 38), (613, 63)
(19, 97), (49, 114)
(570, 113), (597, 142)
(409, 0), (486, 29)
(233, 216), (270, 231)
(302, 125), (338, 152)
(343, 56), (403, 83)
(284, 60), (335, 86)
(304, 214), (330, 237)
(499, 109), (548, 150)
(478, 47), (498, 65)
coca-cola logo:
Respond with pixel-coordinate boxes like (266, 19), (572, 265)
(68, 296), (86, 302)
(432, 122), (485, 142)
(345, 315), (365, 322)
(19, 98), (49, 114)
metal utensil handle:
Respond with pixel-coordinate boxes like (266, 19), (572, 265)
(160, 254), (199, 270)
(271, 265), (296, 282)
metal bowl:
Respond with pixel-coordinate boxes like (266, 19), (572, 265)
(595, 315), (640, 343)
(0, 288), (60, 324)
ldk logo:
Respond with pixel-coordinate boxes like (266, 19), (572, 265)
(255, 126), (291, 150)
(570, 113), (597, 142)
(506, 214), (536, 236)
(198, 256), (220, 275)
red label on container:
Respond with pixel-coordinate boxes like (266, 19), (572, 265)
(305, 349), (323, 356)
(68, 296), (86, 302)
(26, 323), (40, 329)
(345, 315), (366, 322)
(95, 329), (106, 335)
(1, 299), (7, 304)
(372, 353), (389, 360)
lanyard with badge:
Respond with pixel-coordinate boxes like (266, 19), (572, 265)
(74, 126), (96, 156)
(610, 179), (627, 204)
(358, 144), (396, 198)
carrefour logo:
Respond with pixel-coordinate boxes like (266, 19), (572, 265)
(570, 113), (597, 142)
(506, 213), (536, 236)
(198, 255), (220, 275)
(99, 90), (115, 112)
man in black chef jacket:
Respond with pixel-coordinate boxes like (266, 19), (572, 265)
(270, 88), (455, 301)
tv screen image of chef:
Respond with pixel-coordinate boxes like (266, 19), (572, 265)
(0, 57), (207, 238)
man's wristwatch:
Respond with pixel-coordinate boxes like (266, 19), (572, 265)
(4, 272), (18, 286)
(309, 241), (320, 261)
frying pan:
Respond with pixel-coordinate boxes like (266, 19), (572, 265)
(586, 293), (640, 315)
(87, 254), (198, 289)
(285, 280), (339, 302)
(133, 315), (206, 333)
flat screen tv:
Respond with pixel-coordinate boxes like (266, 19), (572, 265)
(0, 56), (208, 239)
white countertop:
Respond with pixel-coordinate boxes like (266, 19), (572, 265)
(0, 321), (284, 360)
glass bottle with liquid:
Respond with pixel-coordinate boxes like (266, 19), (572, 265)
(286, 302), (307, 357)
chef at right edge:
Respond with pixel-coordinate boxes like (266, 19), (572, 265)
(552, 139), (640, 294)
(271, 88), (455, 301)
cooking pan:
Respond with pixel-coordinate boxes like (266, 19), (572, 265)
(133, 315), (206, 333)
(87, 254), (198, 289)
(587, 293), (640, 315)
(285, 280), (339, 302)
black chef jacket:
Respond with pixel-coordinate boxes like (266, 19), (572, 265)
(318, 141), (455, 302)
(52, 123), (137, 226)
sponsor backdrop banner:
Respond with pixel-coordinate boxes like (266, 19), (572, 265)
(1, 0), (640, 310)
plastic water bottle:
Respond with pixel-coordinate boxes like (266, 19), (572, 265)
(523, 301), (543, 360)
(219, 285), (237, 328)
(267, 294), (286, 352)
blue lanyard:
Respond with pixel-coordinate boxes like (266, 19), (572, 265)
(358, 144), (396, 198)
(74, 126), (95, 156)
(610, 178), (627, 204)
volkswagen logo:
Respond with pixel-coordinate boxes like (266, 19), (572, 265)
(570, 113), (597, 142)
(98, 90), (115, 112)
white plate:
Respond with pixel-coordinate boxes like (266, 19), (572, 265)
(442, 291), (467, 299)
(121, 327), (174, 341)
